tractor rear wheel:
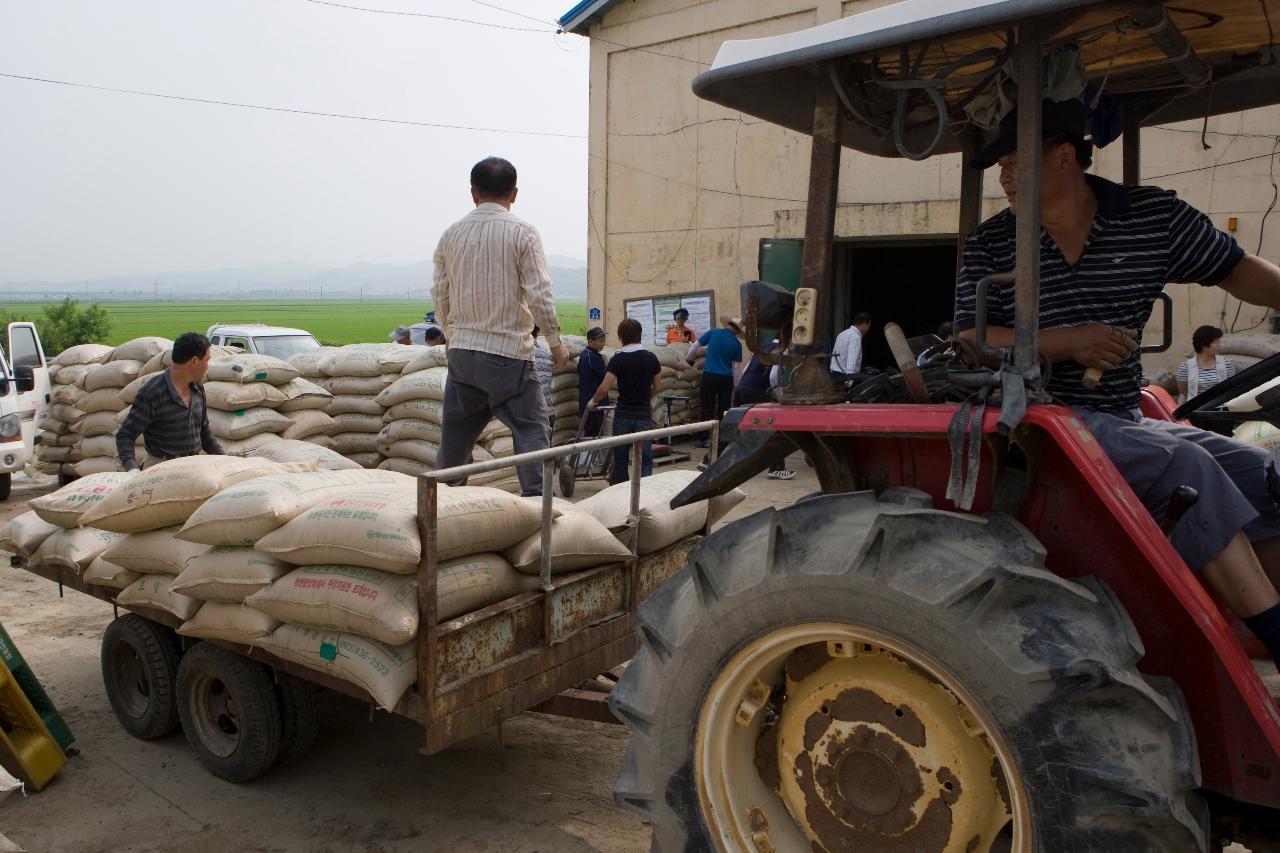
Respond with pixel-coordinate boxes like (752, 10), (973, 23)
(611, 489), (1207, 852)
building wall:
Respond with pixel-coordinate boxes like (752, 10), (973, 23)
(583, 1), (1280, 376)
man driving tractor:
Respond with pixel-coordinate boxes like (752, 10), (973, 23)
(955, 98), (1280, 673)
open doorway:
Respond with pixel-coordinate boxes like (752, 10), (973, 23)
(838, 239), (957, 372)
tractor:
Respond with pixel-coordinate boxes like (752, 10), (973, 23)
(608, 1), (1280, 851)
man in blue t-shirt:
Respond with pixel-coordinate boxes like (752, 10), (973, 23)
(588, 318), (662, 483)
(687, 316), (743, 450)
(577, 326), (608, 437)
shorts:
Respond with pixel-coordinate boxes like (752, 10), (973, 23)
(1074, 408), (1280, 570)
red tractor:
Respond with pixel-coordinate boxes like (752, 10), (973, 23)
(609, 2), (1280, 851)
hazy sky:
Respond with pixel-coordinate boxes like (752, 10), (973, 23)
(1, 0), (590, 282)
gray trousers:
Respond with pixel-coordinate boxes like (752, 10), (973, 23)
(1075, 408), (1280, 570)
(437, 348), (550, 496)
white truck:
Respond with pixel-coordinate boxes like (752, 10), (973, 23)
(206, 324), (321, 360)
(0, 322), (51, 500)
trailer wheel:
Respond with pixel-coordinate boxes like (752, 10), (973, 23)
(275, 671), (320, 765)
(177, 642), (282, 782)
(101, 614), (182, 739)
(611, 490), (1207, 852)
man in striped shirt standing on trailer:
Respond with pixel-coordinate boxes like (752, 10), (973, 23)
(432, 156), (568, 497)
(954, 98), (1280, 672)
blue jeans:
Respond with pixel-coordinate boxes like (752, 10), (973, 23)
(612, 416), (653, 483)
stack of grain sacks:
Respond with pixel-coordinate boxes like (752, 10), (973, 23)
(69, 337), (173, 476)
(39, 344), (115, 478)
(647, 343), (704, 430)
(548, 336), (588, 446)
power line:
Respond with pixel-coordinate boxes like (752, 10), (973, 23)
(463, 0), (556, 27)
(1144, 150), (1280, 180)
(299, 0), (554, 32)
(0, 71), (586, 139)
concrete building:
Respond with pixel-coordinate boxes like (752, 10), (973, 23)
(560, 0), (1280, 377)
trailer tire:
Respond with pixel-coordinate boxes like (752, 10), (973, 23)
(101, 614), (182, 740)
(275, 671), (320, 765)
(611, 490), (1207, 852)
(177, 642), (282, 782)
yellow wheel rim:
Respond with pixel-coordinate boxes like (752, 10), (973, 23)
(694, 623), (1032, 853)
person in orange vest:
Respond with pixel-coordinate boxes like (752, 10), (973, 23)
(665, 308), (696, 344)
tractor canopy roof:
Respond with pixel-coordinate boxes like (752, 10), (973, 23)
(692, 0), (1280, 158)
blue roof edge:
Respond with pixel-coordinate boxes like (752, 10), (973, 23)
(558, 0), (620, 34)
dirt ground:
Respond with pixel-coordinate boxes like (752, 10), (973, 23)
(0, 453), (818, 853)
(0, 453), (1259, 852)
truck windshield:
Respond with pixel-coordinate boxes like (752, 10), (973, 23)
(252, 335), (320, 359)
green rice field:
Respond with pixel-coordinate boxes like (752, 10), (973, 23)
(0, 300), (588, 346)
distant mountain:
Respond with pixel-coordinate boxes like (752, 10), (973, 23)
(4, 257), (588, 301)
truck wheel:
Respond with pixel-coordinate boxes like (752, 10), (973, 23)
(275, 671), (320, 765)
(611, 490), (1207, 852)
(177, 642), (282, 782)
(0, 473), (10, 501)
(558, 457), (577, 498)
(101, 614), (182, 739)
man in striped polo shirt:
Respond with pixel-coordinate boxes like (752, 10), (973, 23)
(955, 99), (1280, 671)
(116, 332), (224, 471)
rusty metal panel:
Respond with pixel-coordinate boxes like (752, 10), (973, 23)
(547, 564), (626, 643)
(635, 538), (697, 604)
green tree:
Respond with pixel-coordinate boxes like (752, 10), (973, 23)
(35, 298), (114, 355)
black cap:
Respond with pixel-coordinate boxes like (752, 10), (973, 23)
(586, 326), (606, 340)
(970, 99), (1090, 169)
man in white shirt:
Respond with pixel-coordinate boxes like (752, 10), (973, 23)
(432, 156), (568, 496)
(831, 312), (872, 379)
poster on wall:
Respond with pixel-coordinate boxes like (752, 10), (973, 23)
(623, 292), (716, 346)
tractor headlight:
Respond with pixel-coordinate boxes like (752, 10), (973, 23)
(0, 414), (20, 440)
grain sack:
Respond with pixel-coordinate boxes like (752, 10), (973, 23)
(49, 403), (84, 424)
(318, 375), (394, 396)
(53, 343), (113, 367)
(208, 407), (292, 441)
(386, 439), (438, 467)
(206, 354), (299, 385)
(76, 411), (121, 436)
(219, 433), (283, 456)
(37, 446), (80, 464)
(103, 528), (210, 575)
(331, 413), (383, 434)
(204, 381), (288, 411)
(550, 373), (577, 393)
(116, 574), (201, 620)
(376, 368), (448, 407)
(172, 546), (294, 600)
(379, 419), (443, 445)
(32, 527), (119, 571)
(552, 399), (578, 419)
(384, 399), (445, 424)
(180, 468), (413, 545)
(485, 436), (515, 458)
(282, 410), (336, 440)
(143, 345), (240, 375)
(332, 432), (380, 455)
(82, 556), (139, 589)
(326, 396), (383, 416)
(247, 564), (419, 646)
(347, 452), (385, 469)
(378, 345), (434, 374)
(1234, 420), (1280, 450)
(107, 337), (171, 364)
(286, 348), (337, 378)
(248, 439), (361, 471)
(577, 470), (707, 555)
(437, 552), (541, 620)
(303, 435), (337, 450)
(319, 345), (400, 378)
(30, 471), (133, 528)
(81, 434), (122, 457)
(50, 384), (81, 406)
(707, 488), (747, 527)
(73, 457), (126, 476)
(119, 374), (150, 405)
(378, 457), (430, 477)
(276, 377), (332, 412)
(84, 360), (142, 392)
(80, 388), (126, 414)
(177, 602), (279, 644)
(52, 364), (95, 387)
(0, 511), (60, 559)
(259, 624), (415, 710)
(79, 456), (286, 533)
(504, 510), (633, 575)
(401, 346), (447, 375)
(255, 484), (542, 571)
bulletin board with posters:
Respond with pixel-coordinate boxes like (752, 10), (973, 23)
(622, 291), (715, 347)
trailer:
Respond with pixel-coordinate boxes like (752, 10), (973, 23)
(13, 419), (718, 779)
